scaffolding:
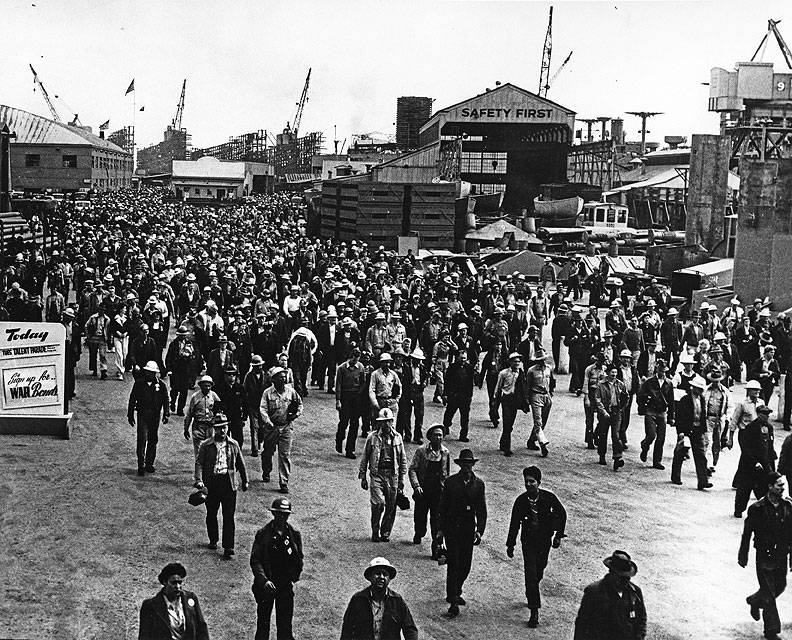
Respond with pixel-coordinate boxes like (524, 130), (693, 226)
(273, 132), (324, 177)
(192, 130), (270, 163)
(107, 126), (135, 154)
(566, 140), (621, 191)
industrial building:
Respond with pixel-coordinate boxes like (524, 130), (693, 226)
(0, 105), (132, 193)
(396, 96), (432, 150)
(171, 156), (274, 199)
(137, 126), (191, 176)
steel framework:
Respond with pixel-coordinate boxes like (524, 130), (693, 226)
(566, 140), (621, 191)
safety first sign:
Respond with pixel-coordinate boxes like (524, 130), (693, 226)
(0, 322), (65, 415)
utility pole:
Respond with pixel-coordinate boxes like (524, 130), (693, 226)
(1, 124), (17, 213)
(596, 116), (611, 141)
(626, 111), (663, 156)
(578, 118), (598, 142)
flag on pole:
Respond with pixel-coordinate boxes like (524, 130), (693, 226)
(125, 79), (135, 95)
(99, 119), (110, 130)
(139, 106), (145, 112)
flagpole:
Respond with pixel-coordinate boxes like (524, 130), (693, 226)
(132, 84), (136, 175)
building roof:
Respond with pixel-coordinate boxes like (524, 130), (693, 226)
(172, 156), (245, 180)
(466, 219), (541, 244)
(0, 104), (128, 154)
(607, 166), (740, 194)
(431, 83), (575, 119)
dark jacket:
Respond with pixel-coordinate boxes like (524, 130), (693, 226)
(636, 375), (675, 423)
(340, 587), (418, 640)
(128, 379), (170, 425)
(138, 589), (209, 640)
(438, 471), (487, 536)
(250, 520), (303, 593)
(735, 417), (777, 486)
(739, 495), (792, 565)
(444, 360), (475, 400)
(674, 392), (707, 436)
(216, 380), (248, 424)
(506, 488), (567, 548)
(129, 337), (164, 374)
(196, 437), (248, 491)
(574, 574), (647, 640)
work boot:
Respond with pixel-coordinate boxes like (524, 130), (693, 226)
(527, 608), (539, 628)
(371, 504), (384, 542)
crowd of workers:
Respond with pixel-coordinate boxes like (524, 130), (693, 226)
(9, 186), (792, 639)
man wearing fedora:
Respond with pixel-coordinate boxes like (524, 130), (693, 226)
(506, 466), (567, 628)
(734, 404), (778, 519)
(368, 353), (402, 418)
(128, 361), (170, 476)
(398, 346), (429, 444)
(250, 497), (303, 640)
(195, 414), (249, 558)
(595, 365), (629, 471)
(340, 557), (418, 640)
(574, 550), (647, 640)
(525, 348), (555, 457)
(437, 448), (487, 618)
(738, 471), (792, 640)
(359, 408), (408, 542)
(165, 325), (204, 417)
(185, 375), (221, 487)
(409, 424), (450, 558)
(244, 355), (268, 457)
(702, 370), (731, 474)
(335, 347), (366, 458)
(671, 375), (713, 489)
(138, 562), (209, 640)
(216, 365), (247, 448)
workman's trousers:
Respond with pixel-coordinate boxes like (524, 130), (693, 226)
(443, 395), (472, 439)
(486, 373), (500, 426)
(500, 395), (520, 453)
(205, 474), (237, 551)
(249, 415), (261, 454)
(569, 357), (584, 393)
(292, 362), (309, 397)
(397, 392), (424, 441)
(552, 338), (562, 373)
(191, 422), (212, 483)
(735, 467), (769, 515)
(704, 416), (722, 467)
(641, 412), (667, 466)
(522, 540), (552, 609)
(413, 490), (441, 556)
(169, 388), (188, 415)
(369, 472), (399, 539)
(785, 373), (792, 428)
(528, 394), (551, 446)
(260, 424), (293, 488)
(445, 529), (475, 603)
(584, 395), (596, 446)
(619, 395), (633, 444)
(87, 339), (107, 374)
(229, 419), (244, 449)
(747, 556), (788, 636)
(671, 432), (708, 486)
(596, 410), (623, 460)
(337, 394), (361, 455)
(136, 418), (159, 470)
(255, 581), (295, 640)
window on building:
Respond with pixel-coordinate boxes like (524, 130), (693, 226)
(460, 151), (507, 174)
(471, 183), (507, 195)
(25, 154), (40, 167)
(62, 155), (77, 168)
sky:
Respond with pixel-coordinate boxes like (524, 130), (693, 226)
(3, 0), (792, 152)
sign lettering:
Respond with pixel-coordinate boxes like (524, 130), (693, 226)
(460, 107), (553, 119)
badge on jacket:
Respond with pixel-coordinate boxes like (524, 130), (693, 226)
(187, 598), (195, 607)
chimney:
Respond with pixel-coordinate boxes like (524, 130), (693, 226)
(99, 131), (105, 139)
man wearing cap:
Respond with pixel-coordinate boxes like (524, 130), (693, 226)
(660, 308), (683, 373)
(574, 550), (647, 640)
(184, 375), (221, 487)
(750, 344), (781, 406)
(250, 497), (304, 640)
(442, 349), (475, 442)
(316, 307), (340, 393)
(138, 562), (209, 640)
(495, 352), (528, 456)
(437, 448), (487, 618)
(336, 348), (366, 458)
(242, 355), (268, 457)
(506, 466), (567, 628)
(637, 359), (675, 470)
(551, 303), (572, 374)
(594, 365), (629, 470)
(409, 424), (451, 558)
(368, 353), (402, 419)
(615, 348), (640, 449)
(216, 365), (247, 448)
(166, 326), (204, 416)
(207, 334), (237, 390)
(738, 471), (792, 640)
(84, 303), (110, 379)
(365, 312), (389, 357)
(127, 361), (170, 476)
(359, 408), (408, 542)
(734, 404), (778, 518)
(566, 308), (593, 395)
(62, 307), (79, 401)
(196, 414), (249, 558)
(670, 375), (712, 489)
(259, 367), (303, 493)
(397, 346), (429, 444)
(340, 557), (418, 640)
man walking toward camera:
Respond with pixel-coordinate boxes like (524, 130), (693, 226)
(437, 448), (487, 618)
(250, 497), (303, 640)
(259, 367), (303, 494)
(505, 466), (566, 629)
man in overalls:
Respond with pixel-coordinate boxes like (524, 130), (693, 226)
(409, 425), (451, 559)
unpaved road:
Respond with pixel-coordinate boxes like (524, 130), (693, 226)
(0, 339), (787, 640)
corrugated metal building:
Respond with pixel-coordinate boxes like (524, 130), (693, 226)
(0, 105), (132, 193)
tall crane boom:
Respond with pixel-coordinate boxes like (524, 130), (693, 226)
(752, 19), (792, 69)
(172, 79), (186, 130)
(538, 6), (553, 98)
(292, 68), (311, 137)
(547, 50), (573, 93)
(29, 64), (62, 122)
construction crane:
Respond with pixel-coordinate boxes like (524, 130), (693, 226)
(546, 50), (573, 93)
(172, 79), (186, 130)
(538, 6), (553, 97)
(626, 111), (663, 156)
(29, 64), (62, 122)
(286, 68), (311, 137)
(752, 18), (792, 69)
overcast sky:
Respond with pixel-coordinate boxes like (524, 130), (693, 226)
(3, 0), (792, 151)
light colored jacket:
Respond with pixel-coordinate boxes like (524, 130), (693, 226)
(359, 430), (407, 484)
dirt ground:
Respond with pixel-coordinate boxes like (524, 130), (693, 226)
(1, 332), (790, 640)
